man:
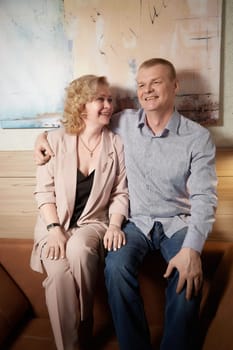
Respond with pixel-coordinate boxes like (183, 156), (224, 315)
(34, 58), (217, 350)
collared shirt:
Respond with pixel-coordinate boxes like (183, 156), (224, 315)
(110, 108), (217, 252)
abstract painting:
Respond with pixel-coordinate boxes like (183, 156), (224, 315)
(0, 0), (222, 128)
(66, 0), (223, 125)
(0, 0), (72, 128)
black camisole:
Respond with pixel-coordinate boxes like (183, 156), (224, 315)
(69, 168), (95, 228)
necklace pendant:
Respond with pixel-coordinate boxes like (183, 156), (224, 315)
(79, 135), (101, 158)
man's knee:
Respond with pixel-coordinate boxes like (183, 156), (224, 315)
(105, 250), (128, 282)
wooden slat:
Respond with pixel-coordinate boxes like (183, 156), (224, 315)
(0, 150), (36, 177)
(216, 148), (233, 176)
(0, 151), (37, 238)
(209, 215), (233, 241)
(0, 177), (37, 238)
(0, 178), (37, 213)
(216, 201), (233, 215)
(0, 215), (36, 239)
(215, 177), (233, 214)
(217, 176), (233, 196)
(0, 149), (232, 176)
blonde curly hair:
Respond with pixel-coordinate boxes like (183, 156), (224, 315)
(62, 75), (109, 134)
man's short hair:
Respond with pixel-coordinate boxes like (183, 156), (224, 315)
(138, 58), (177, 80)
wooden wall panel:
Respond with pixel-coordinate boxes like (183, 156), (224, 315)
(216, 149), (233, 176)
(210, 216), (233, 241)
(0, 151), (36, 177)
(0, 151), (37, 238)
(212, 149), (233, 241)
(0, 148), (232, 241)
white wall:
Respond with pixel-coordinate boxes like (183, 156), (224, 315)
(0, 128), (44, 150)
(0, 0), (232, 150)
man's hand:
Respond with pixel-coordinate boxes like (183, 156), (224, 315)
(103, 225), (126, 251)
(34, 131), (54, 165)
(163, 247), (203, 300)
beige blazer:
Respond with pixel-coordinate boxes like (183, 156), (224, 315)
(30, 127), (129, 273)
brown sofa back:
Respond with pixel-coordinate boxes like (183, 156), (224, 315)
(1, 238), (233, 350)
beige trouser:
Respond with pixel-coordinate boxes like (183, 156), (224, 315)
(41, 225), (105, 350)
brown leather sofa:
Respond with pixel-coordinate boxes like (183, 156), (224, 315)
(1, 238), (233, 350)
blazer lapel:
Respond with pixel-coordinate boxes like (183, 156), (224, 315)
(61, 133), (78, 218)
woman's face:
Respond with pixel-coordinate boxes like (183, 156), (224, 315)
(84, 84), (113, 128)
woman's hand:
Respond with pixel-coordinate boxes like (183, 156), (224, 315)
(34, 131), (54, 165)
(45, 227), (67, 260)
(103, 224), (126, 251)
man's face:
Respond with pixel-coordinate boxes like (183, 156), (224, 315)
(136, 64), (178, 114)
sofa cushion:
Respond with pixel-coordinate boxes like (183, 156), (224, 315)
(0, 264), (31, 347)
(9, 318), (56, 350)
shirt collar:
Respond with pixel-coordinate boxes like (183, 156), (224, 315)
(166, 109), (181, 134)
(137, 108), (180, 136)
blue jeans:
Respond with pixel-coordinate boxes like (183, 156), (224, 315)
(104, 221), (200, 350)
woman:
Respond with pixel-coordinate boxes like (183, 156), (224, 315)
(30, 75), (129, 350)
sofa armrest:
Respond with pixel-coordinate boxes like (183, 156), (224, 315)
(0, 264), (31, 347)
(0, 238), (48, 317)
(202, 243), (233, 350)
